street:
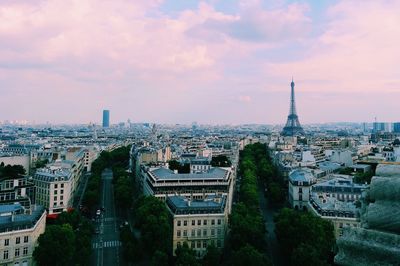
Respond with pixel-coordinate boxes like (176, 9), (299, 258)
(258, 180), (283, 266)
(92, 169), (122, 266)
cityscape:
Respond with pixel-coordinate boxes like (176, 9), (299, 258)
(1, 1), (400, 266)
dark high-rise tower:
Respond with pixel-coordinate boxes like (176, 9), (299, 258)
(102, 110), (110, 128)
(281, 78), (304, 136)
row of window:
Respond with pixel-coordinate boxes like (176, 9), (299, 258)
(54, 184), (64, 189)
(54, 189), (65, 195)
(3, 247), (29, 260)
(3, 236), (29, 246)
(177, 239), (222, 250)
(177, 228), (222, 238)
(177, 219), (222, 227)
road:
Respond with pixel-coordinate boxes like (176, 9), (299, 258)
(92, 169), (122, 266)
(73, 172), (90, 209)
(258, 181), (283, 266)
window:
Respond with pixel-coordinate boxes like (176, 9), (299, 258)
(217, 219), (221, 225)
(197, 229), (201, 237)
(61, 184), (64, 188)
(60, 196), (63, 200)
(211, 219), (215, 225)
(211, 229), (215, 236)
(3, 250), (8, 260)
(60, 201), (63, 205)
(54, 184), (58, 189)
(24, 236), (28, 243)
(177, 230), (181, 237)
(177, 220), (181, 226)
(54, 190), (58, 195)
(191, 230), (195, 237)
(217, 228), (222, 235)
(177, 242), (181, 248)
(61, 190), (64, 194)
(16, 237), (21, 244)
(197, 241), (201, 248)
(15, 248), (20, 257)
(203, 220), (207, 225)
(203, 241), (207, 248)
(192, 220), (195, 226)
(203, 229), (207, 236)
(54, 196), (57, 201)
(197, 220), (201, 226)
(23, 247), (28, 255)
(4, 239), (9, 246)
(217, 240), (222, 248)
(191, 241), (195, 249)
(184, 220), (188, 226)
(183, 230), (187, 237)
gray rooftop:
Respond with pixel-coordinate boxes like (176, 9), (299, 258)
(0, 205), (45, 232)
(0, 203), (24, 214)
(314, 177), (368, 190)
(34, 168), (71, 182)
(150, 167), (228, 180)
(289, 169), (315, 183)
(167, 195), (226, 215)
(318, 161), (342, 171)
(310, 192), (358, 217)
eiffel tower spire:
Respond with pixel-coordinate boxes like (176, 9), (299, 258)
(282, 78), (304, 136)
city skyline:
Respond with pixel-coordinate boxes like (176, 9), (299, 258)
(1, 0), (399, 124)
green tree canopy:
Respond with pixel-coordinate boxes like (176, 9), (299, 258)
(202, 244), (221, 266)
(33, 224), (75, 266)
(231, 244), (272, 266)
(175, 242), (200, 266)
(274, 208), (335, 265)
(135, 196), (172, 255)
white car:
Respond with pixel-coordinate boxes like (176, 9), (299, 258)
(96, 209), (101, 216)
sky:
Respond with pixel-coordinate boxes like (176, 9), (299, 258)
(0, 0), (399, 125)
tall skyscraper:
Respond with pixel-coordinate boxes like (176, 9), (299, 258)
(102, 110), (110, 128)
(393, 122), (400, 133)
(282, 78), (305, 136)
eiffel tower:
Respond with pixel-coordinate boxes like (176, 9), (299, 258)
(281, 78), (305, 136)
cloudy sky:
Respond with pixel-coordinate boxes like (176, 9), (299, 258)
(1, 0), (399, 125)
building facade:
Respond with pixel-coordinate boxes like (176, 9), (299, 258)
(0, 204), (46, 266)
(288, 168), (316, 210)
(102, 110), (110, 128)
(166, 195), (228, 257)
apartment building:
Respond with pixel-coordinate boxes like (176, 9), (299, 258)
(0, 204), (46, 266)
(166, 195), (228, 257)
(33, 158), (83, 214)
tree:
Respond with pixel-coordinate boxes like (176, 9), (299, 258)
(115, 177), (133, 209)
(353, 171), (373, 184)
(175, 242), (200, 266)
(231, 244), (271, 266)
(168, 160), (190, 173)
(274, 208), (335, 266)
(151, 250), (169, 266)
(211, 155), (232, 167)
(267, 182), (285, 204)
(202, 244), (220, 266)
(33, 224), (75, 266)
(135, 196), (172, 255)
(0, 164), (26, 178)
(229, 203), (265, 251)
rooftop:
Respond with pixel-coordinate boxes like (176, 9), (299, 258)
(289, 168), (316, 183)
(0, 204), (46, 232)
(309, 192), (358, 218)
(166, 195), (226, 215)
(150, 167), (228, 181)
(314, 177), (368, 190)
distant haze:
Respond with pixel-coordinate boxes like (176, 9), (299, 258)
(0, 1), (399, 124)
